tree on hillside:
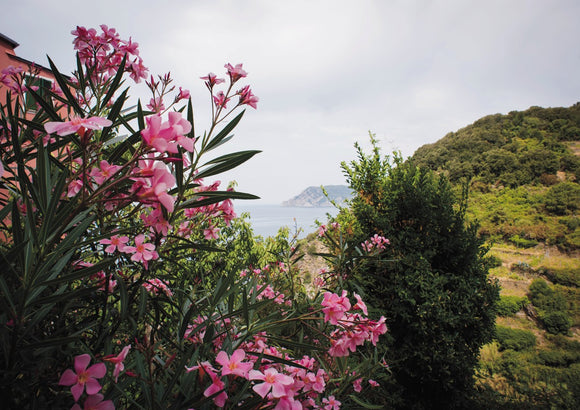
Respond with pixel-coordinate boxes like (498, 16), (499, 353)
(337, 134), (500, 409)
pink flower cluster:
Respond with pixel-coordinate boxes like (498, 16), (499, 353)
(361, 234), (390, 253)
(180, 290), (386, 408)
(99, 233), (159, 268)
(186, 343), (333, 409)
(179, 181), (237, 240)
(72, 25), (148, 84)
(0, 65), (28, 96)
(140, 111), (194, 154)
(142, 278), (173, 297)
(59, 348), (130, 408)
(322, 291), (387, 357)
(201, 62), (259, 116)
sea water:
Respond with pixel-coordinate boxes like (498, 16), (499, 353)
(233, 202), (339, 238)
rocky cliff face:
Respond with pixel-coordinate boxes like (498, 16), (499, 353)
(281, 185), (352, 207)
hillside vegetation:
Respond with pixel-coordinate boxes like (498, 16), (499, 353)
(405, 104), (580, 407)
(412, 104), (580, 252)
(412, 103), (580, 186)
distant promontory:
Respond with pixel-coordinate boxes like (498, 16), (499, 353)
(281, 185), (353, 207)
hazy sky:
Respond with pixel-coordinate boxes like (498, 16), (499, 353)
(2, 0), (579, 203)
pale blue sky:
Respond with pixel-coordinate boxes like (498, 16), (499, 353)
(2, 0), (579, 203)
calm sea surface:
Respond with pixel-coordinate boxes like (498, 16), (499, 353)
(232, 202), (338, 238)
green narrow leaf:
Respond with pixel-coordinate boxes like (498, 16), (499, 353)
(174, 148), (184, 193)
(20, 88), (60, 121)
(101, 88), (128, 141)
(195, 150), (261, 180)
(100, 55), (127, 111)
(242, 288), (249, 326)
(204, 110), (244, 152)
(137, 100), (145, 130)
(179, 190), (259, 210)
(107, 129), (141, 163)
(47, 56), (83, 116)
(75, 53), (85, 88)
(348, 395), (385, 409)
(117, 273), (129, 321)
(187, 98), (195, 140)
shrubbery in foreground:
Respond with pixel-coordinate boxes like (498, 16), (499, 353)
(0, 26), (387, 409)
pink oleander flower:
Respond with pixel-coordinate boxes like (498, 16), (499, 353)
(176, 87), (190, 101)
(249, 368), (294, 399)
(216, 349), (253, 378)
(225, 63), (247, 83)
(186, 362), (227, 407)
(238, 85), (259, 109)
(59, 354), (106, 402)
(368, 379), (380, 387)
(90, 160), (122, 185)
(147, 97), (165, 113)
(140, 112), (193, 154)
(123, 234), (158, 264)
(212, 91), (230, 109)
(103, 344), (131, 382)
(90, 271), (117, 293)
(100, 234), (129, 253)
(44, 115), (112, 136)
(71, 394), (114, 410)
(321, 290), (351, 325)
(142, 278), (173, 297)
(203, 226), (220, 240)
(67, 179), (84, 198)
(322, 395), (341, 410)
(353, 377), (363, 392)
(368, 316), (388, 346)
(132, 161), (176, 212)
(353, 292), (368, 316)
(200, 72), (225, 89)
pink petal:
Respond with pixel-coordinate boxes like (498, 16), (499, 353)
(97, 400), (115, 410)
(271, 382), (287, 398)
(85, 378), (102, 395)
(43, 122), (61, 134)
(248, 370), (265, 381)
(84, 394), (105, 406)
(58, 369), (77, 386)
(231, 349), (245, 362)
(252, 382), (271, 398)
(71, 383), (84, 402)
(87, 362), (106, 378)
(74, 354), (91, 373)
(215, 351), (229, 367)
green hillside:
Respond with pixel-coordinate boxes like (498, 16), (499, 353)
(413, 103), (580, 186)
(412, 104), (580, 251)
(407, 104), (580, 407)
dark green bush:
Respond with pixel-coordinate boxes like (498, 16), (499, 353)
(485, 254), (503, 269)
(529, 278), (568, 311)
(541, 310), (573, 335)
(336, 135), (500, 409)
(495, 325), (537, 351)
(544, 182), (580, 215)
(542, 267), (580, 287)
(496, 295), (529, 316)
(538, 349), (580, 367)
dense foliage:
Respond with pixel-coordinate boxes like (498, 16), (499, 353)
(409, 104), (580, 408)
(0, 26), (388, 409)
(412, 104), (580, 186)
(325, 134), (500, 408)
